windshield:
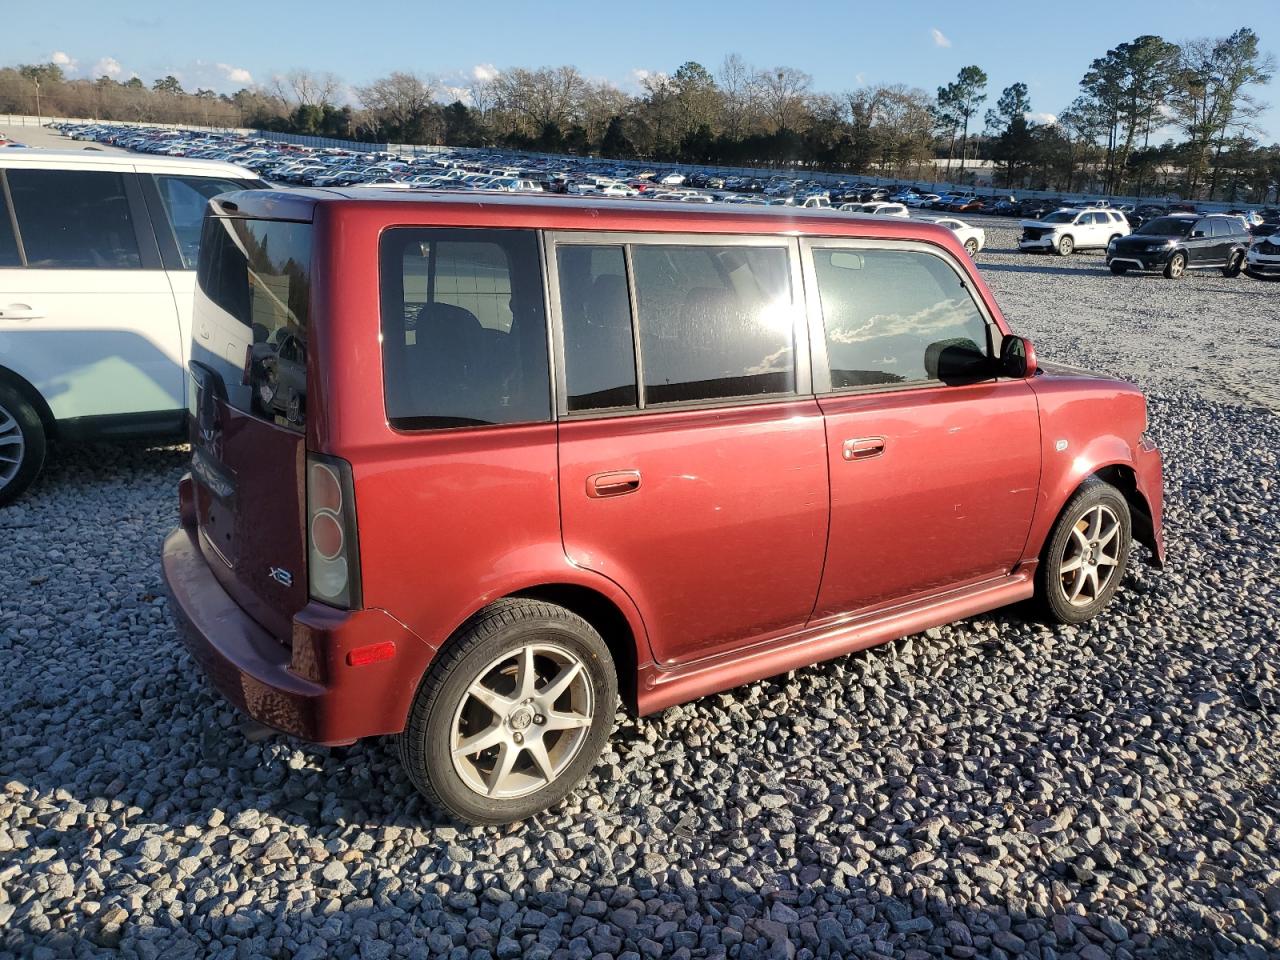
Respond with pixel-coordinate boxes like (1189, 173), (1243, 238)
(1137, 217), (1193, 237)
(1041, 211), (1076, 224)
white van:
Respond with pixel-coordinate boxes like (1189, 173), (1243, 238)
(0, 150), (264, 504)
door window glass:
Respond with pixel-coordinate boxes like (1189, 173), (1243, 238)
(556, 245), (637, 412)
(7, 169), (141, 269)
(630, 244), (794, 404)
(812, 247), (992, 388)
(156, 175), (254, 269)
(1210, 218), (1230, 238)
(0, 186), (19, 267)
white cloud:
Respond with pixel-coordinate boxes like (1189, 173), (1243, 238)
(931, 28), (951, 48)
(92, 57), (123, 78)
(1026, 111), (1057, 125)
(471, 63), (498, 83)
(217, 62), (253, 85)
(50, 50), (79, 70)
(855, 72), (866, 85)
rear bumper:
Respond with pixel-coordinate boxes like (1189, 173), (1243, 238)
(1133, 437), (1166, 567)
(163, 485), (436, 744)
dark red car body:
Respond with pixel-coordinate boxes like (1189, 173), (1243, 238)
(163, 191), (1164, 746)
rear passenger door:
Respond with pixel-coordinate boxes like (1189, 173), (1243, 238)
(802, 239), (1041, 621)
(0, 165), (182, 427)
(550, 234), (829, 667)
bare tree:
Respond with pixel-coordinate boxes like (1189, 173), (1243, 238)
(491, 66), (586, 139)
(356, 71), (437, 133)
(717, 54), (757, 139)
(754, 65), (811, 132)
(273, 69), (342, 109)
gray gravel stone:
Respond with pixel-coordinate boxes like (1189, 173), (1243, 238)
(2, 234), (1279, 957)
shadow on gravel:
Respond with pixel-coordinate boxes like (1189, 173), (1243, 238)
(979, 261), (1107, 278)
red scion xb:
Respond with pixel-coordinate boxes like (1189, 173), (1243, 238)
(162, 190), (1165, 823)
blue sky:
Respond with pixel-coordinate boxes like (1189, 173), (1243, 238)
(5, 0), (1280, 139)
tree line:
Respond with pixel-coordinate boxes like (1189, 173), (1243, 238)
(1, 28), (1275, 201)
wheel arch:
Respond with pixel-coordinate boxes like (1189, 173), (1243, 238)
(0, 364), (56, 436)
(510, 583), (642, 714)
(1032, 459), (1160, 570)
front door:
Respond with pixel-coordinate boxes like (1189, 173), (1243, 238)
(0, 166), (182, 423)
(802, 239), (1041, 622)
(551, 235), (829, 666)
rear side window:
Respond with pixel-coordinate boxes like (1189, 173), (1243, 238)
(812, 247), (991, 388)
(1210, 219), (1230, 238)
(155, 175), (256, 269)
(196, 215), (312, 429)
(7, 169), (141, 269)
(380, 228), (550, 430)
(630, 244), (794, 404)
(0, 185), (19, 267)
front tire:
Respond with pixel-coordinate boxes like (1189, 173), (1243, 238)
(399, 598), (617, 824)
(1036, 480), (1132, 625)
(1109, 262), (1128, 275)
(0, 379), (46, 507)
(1056, 235), (1074, 256)
(1164, 252), (1186, 279)
(964, 238), (979, 258)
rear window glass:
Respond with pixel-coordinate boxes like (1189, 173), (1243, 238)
(195, 215), (312, 429)
(379, 228), (550, 430)
(556, 245), (637, 412)
(156, 175), (259, 269)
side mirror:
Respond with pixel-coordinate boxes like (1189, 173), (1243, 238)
(1000, 334), (1038, 378)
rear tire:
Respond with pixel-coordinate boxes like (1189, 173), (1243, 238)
(1164, 252), (1186, 279)
(398, 598), (617, 825)
(964, 238), (979, 257)
(0, 379), (46, 507)
(1057, 235), (1074, 256)
(1036, 479), (1132, 625)
(1109, 263), (1128, 275)
(1223, 250), (1244, 277)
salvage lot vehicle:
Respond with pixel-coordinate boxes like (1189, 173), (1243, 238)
(1020, 208), (1130, 255)
(162, 190), (1164, 824)
(917, 215), (986, 256)
(0, 150), (265, 505)
(1107, 214), (1250, 279)
(1245, 232), (1280, 277)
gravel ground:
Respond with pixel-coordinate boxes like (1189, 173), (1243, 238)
(3, 231), (1280, 960)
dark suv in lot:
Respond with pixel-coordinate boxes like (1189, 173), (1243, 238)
(1106, 214), (1250, 279)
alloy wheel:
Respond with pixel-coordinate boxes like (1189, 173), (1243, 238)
(1059, 504), (1123, 607)
(1169, 255), (1185, 278)
(450, 643), (594, 799)
(0, 401), (26, 491)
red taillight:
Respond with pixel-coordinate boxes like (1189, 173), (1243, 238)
(307, 455), (361, 609)
(346, 641), (395, 667)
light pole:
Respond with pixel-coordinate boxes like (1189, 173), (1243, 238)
(33, 77), (42, 126)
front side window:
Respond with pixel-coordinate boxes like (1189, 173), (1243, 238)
(380, 228), (550, 430)
(6, 169), (140, 269)
(813, 246), (992, 388)
(156, 174), (257, 269)
(631, 244), (794, 404)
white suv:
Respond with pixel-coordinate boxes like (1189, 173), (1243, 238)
(1019, 208), (1130, 255)
(0, 149), (264, 504)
